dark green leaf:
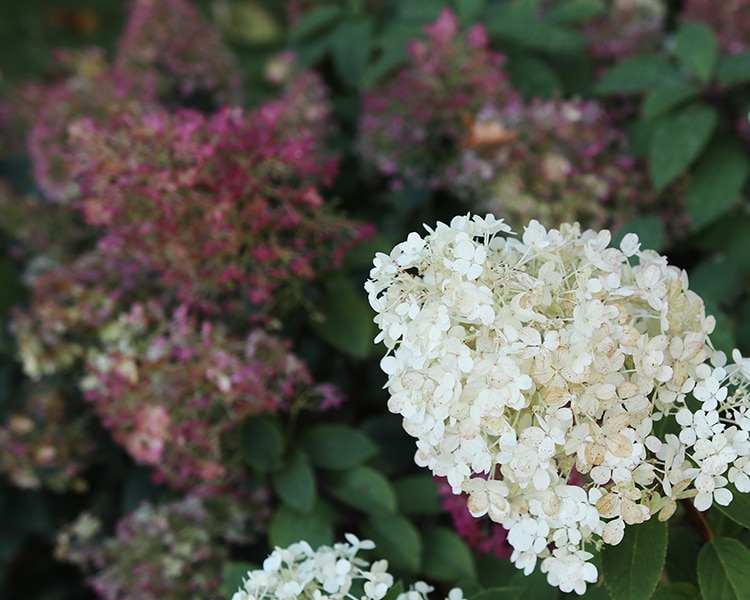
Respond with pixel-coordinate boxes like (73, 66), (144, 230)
(454, 0), (487, 22)
(0, 257), (24, 323)
(332, 18), (372, 88)
(716, 52), (750, 86)
(328, 466), (396, 513)
(399, 2), (444, 21)
(612, 216), (666, 252)
(310, 277), (377, 359)
(240, 415), (284, 472)
(509, 565), (558, 599)
(643, 82), (701, 120)
(649, 102), (717, 191)
(665, 524), (701, 587)
(382, 582), (405, 600)
(272, 449), (316, 513)
(221, 561), (256, 599)
(302, 425), (378, 470)
(362, 45), (408, 88)
(269, 502), (335, 548)
(485, 11), (587, 53)
(507, 54), (560, 99)
(688, 137), (749, 230)
(698, 538), (750, 600)
(602, 518), (668, 600)
(393, 474), (443, 515)
(545, 0), (605, 24)
(675, 21), (718, 82)
(715, 483), (750, 530)
(468, 588), (523, 600)
(652, 583), (700, 600)
(596, 56), (681, 94)
(363, 513), (422, 572)
(289, 5), (342, 42)
(422, 527), (477, 581)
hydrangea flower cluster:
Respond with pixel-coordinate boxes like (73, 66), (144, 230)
(66, 106), (369, 310)
(113, 0), (242, 106)
(232, 534), (464, 600)
(0, 386), (92, 492)
(81, 301), (334, 491)
(683, 0), (750, 54)
(465, 98), (659, 230)
(359, 9), (517, 191)
(56, 492), (267, 600)
(367, 214), (750, 594)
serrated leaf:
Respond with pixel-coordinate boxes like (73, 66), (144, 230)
(687, 137), (749, 230)
(649, 102), (717, 191)
(332, 18), (372, 88)
(240, 415), (284, 472)
(652, 582), (701, 600)
(393, 474), (443, 515)
(507, 54), (560, 99)
(328, 466), (396, 513)
(468, 588), (523, 600)
(289, 5), (342, 42)
(597, 56), (680, 94)
(716, 51), (750, 86)
(310, 277), (376, 359)
(272, 449), (316, 512)
(715, 483), (750, 529)
(698, 538), (750, 600)
(269, 502), (334, 548)
(601, 518), (668, 600)
(454, 0), (487, 22)
(422, 527), (477, 581)
(643, 82), (700, 120)
(612, 215), (665, 252)
(675, 21), (718, 83)
(363, 513), (422, 572)
(302, 425), (378, 470)
(221, 561), (256, 598)
(545, 0), (605, 24)
(485, 11), (587, 53)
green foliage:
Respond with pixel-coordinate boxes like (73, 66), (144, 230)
(642, 82), (701, 120)
(362, 513), (422, 572)
(269, 502), (335, 548)
(327, 465), (397, 513)
(221, 561), (257, 598)
(602, 518), (668, 600)
(271, 449), (317, 512)
(651, 583), (701, 600)
(698, 538), (750, 599)
(392, 473), (443, 515)
(596, 56), (681, 94)
(421, 527), (477, 581)
(240, 415), (285, 473)
(674, 22), (718, 83)
(301, 425), (378, 470)
(485, 8), (587, 54)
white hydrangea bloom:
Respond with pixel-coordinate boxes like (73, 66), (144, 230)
(366, 214), (750, 595)
(231, 535), (463, 600)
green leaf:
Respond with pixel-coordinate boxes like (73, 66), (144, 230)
(716, 51), (750, 86)
(363, 513), (422, 572)
(649, 102), (717, 191)
(545, 0), (605, 24)
(289, 5), (342, 42)
(643, 82), (701, 120)
(687, 137), (749, 230)
(269, 502), (335, 549)
(393, 474), (443, 515)
(422, 527), (477, 581)
(398, 1), (444, 21)
(240, 415), (284, 472)
(382, 581), (404, 600)
(310, 277), (376, 359)
(698, 538), (750, 600)
(362, 45), (408, 88)
(675, 21), (718, 82)
(453, 0), (487, 22)
(596, 56), (681, 94)
(302, 425), (378, 470)
(715, 483), (750, 530)
(221, 561), (256, 598)
(331, 18), (372, 88)
(485, 11), (587, 53)
(468, 589), (523, 600)
(0, 257), (24, 323)
(327, 465), (397, 513)
(612, 215), (665, 252)
(602, 518), (668, 600)
(272, 449), (316, 513)
(651, 583), (701, 600)
(507, 54), (561, 99)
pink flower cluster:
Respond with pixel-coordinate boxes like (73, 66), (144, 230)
(359, 8), (517, 191)
(67, 106), (369, 310)
(0, 386), (93, 492)
(683, 0), (750, 54)
(113, 0), (242, 105)
(56, 492), (267, 600)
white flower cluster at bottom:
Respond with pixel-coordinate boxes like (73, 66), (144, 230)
(231, 534), (464, 600)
